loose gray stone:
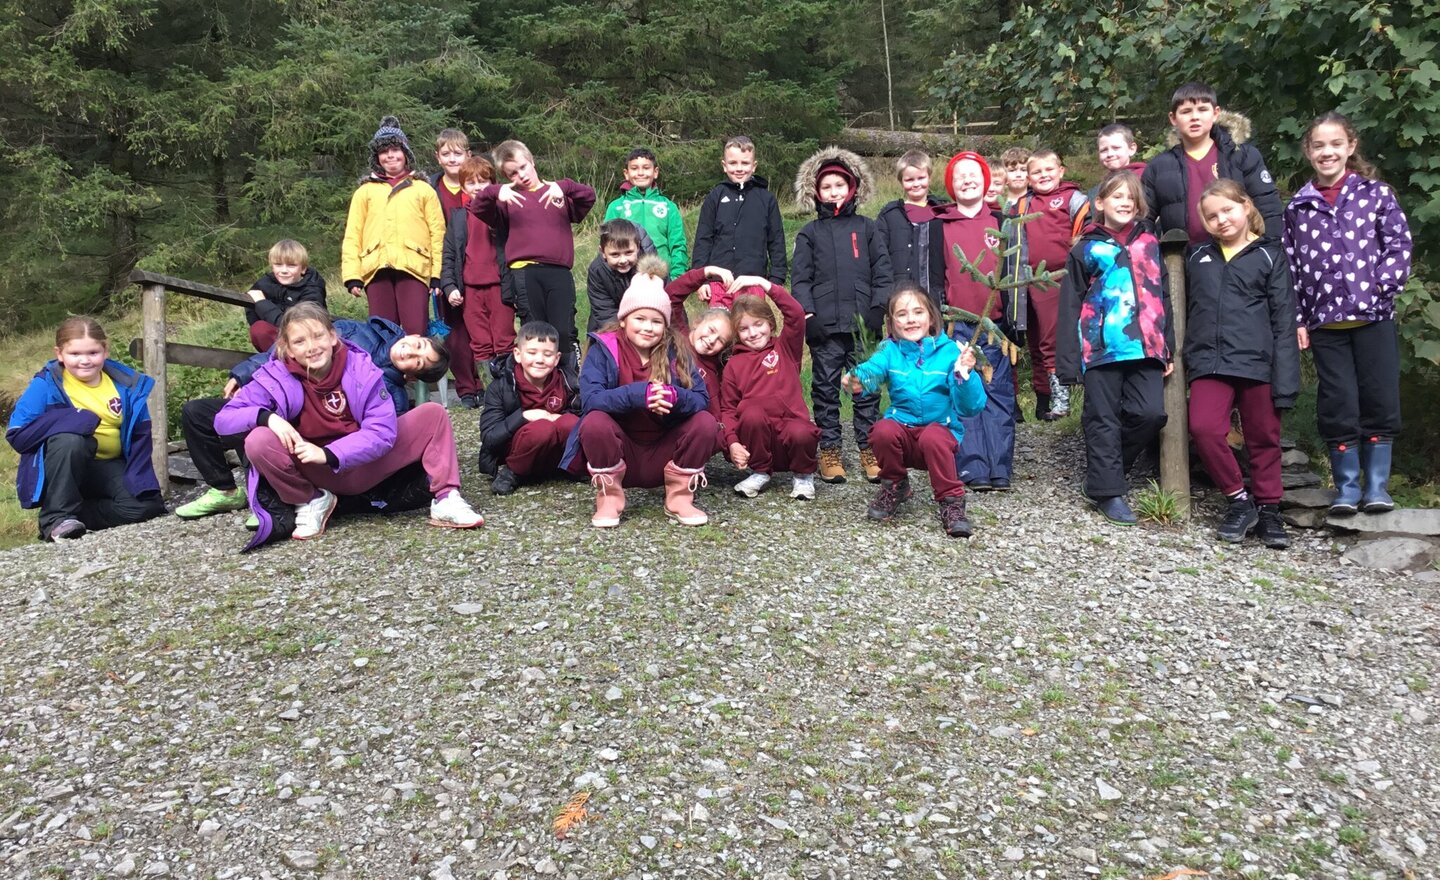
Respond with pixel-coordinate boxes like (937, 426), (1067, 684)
(1283, 508), (1331, 529)
(111, 857), (136, 877)
(1095, 779), (1122, 801)
(639, 835), (657, 850)
(1343, 537), (1437, 572)
(1281, 449), (1311, 467)
(1281, 487), (1336, 509)
(1003, 846), (1024, 861)
(1281, 471), (1322, 489)
(604, 686), (624, 702)
(1329, 508), (1440, 536)
(280, 850), (320, 871)
(440, 747), (470, 764)
(451, 603), (485, 616)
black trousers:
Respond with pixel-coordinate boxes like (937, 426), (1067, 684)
(1309, 320), (1401, 447)
(809, 331), (879, 450)
(181, 397), (249, 490)
(39, 433), (165, 536)
(1080, 360), (1167, 498)
(512, 264), (578, 364)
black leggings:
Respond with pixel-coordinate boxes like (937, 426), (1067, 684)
(512, 264), (578, 362)
(1309, 320), (1401, 446)
(39, 433), (165, 536)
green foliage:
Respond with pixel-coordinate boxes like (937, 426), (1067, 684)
(1133, 480), (1182, 525)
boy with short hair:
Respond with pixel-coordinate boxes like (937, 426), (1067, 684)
(875, 149), (948, 311)
(998, 147), (1032, 210)
(430, 128), (471, 222)
(479, 321), (581, 494)
(792, 146), (893, 484)
(244, 239), (328, 352)
(692, 136), (787, 285)
(1089, 124), (1147, 212)
(603, 148), (688, 280)
(1007, 147), (1089, 421)
(439, 155), (511, 406)
(1141, 82), (1282, 242)
(586, 219), (657, 333)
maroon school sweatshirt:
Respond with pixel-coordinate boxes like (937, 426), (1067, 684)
(472, 179), (596, 268)
(938, 205), (1002, 318)
(1025, 181), (1084, 273)
(719, 285), (809, 448)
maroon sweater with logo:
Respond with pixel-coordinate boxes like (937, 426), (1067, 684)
(286, 344), (359, 446)
(517, 366), (570, 414)
(1025, 181), (1085, 273)
(719, 284), (809, 447)
(1185, 143), (1219, 243)
(472, 179), (596, 269)
(937, 205), (1002, 318)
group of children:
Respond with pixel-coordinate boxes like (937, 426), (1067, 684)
(8, 85), (1413, 549)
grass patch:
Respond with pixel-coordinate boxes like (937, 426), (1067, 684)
(1133, 479), (1182, 525)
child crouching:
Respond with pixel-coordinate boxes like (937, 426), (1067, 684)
(479, 321), (581, 494)
(846, 286), (986, 537)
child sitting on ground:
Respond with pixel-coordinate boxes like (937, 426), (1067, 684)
(721, 276), (820, 500)
(7, 317), (166, 541)
(845, 285), (986, 537)
(562, 259), (717, 528)
(1055, 170), (1173, 526)
(479, 321), (581, 495)
(244, 239), (328, 352)
(216, 303), (482, 547)
(604, 148), (689, 280)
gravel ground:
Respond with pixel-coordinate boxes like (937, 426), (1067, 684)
(2, 416), (1436, 880)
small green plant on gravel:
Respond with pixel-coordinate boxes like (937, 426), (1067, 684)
(1133, 480), (1182, 524)
(1318, 768), (1348, 786)
(1337, 825), (1367, 849)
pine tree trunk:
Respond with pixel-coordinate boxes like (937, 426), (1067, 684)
(100, 134), (139, 311)
(213, 153), (230, 223)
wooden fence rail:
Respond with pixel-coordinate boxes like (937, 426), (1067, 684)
(128, 269), (254, 494)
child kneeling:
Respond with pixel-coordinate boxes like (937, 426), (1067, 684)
(846, 286), (987, 537)
(479, 321), (581, 494)
(216, 303), (482, 547)
(561, 258), (717, 527)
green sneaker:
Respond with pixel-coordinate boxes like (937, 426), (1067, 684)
(175, 487), (248, 519)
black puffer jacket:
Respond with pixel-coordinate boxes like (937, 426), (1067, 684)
(245, 268), (327, 327)
(1141, 112), (1283, 239)
(875, 196), (948, 310)
(691, 175), (788, 283)
(583, 226), (658, 333)
(477, 353), (581, 475)
(439, 208), (513, 305)
(1183, 238), (1300, 408)
(791, 147), (893, 339)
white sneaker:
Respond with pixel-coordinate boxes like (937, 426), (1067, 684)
(791, 473), (816, 500)
(734, 472), (771, 498)
(430, 492), (484, 528)
(292, 489), (337, 540)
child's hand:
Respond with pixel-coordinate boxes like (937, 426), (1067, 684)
(954, 344), (976, 379)
(728, 274), (770, 294)
(704, 266), (734, 287)
(540, 182), (565, 209)
(729, 442), (750, 469)
(1296, 327), (1310, 351)
(646, 382), (673, 415)
(447, 289), (463, 307)
(348, 285), (364, 298)
(497, 183), (523, 206)
(266, 414), (303, 453)
(246, 288), (265, 303)
(292, 440), (328, 465)
(842, 372), (865, 395)
(1163, 361), (1175, 378)
(222, 378), (240, 399)
(522, 408), (556, 422)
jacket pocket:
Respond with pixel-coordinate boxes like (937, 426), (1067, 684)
(404, 240), (431, 258)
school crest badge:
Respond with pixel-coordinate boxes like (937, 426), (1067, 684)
(1049, 196), (1064, 209)
(107, 397), (122, 416)
(984, 233), (1001, 250)
(323, 391), (347, 416)
(547, 395), (564, 412)
(762, 351), (780, 369)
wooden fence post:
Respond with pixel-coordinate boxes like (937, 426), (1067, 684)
(141, 282), (169, 495)
(1159, 230), (1190, 519)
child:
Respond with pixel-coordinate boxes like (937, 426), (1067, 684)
(215, 304), (482, 547)
(983, 168), (1005, 210)
(721, 276), (820, 500)
(845, 286), (986, 537)
(1089, 124), (1147, 208)
(935, 151), (1017, 490)
(1284, 111), (1413, 515)
(429, 128), (472, 223)
(998, 147), (1031, 210)
(688, 307), (735, 434)
(603, 148), (689, 280)
(1187, 179), (1300, 547)
(7, 317), (166, 541)
(792, 146), (893, 484)
(875, 149), (948, 310)
(586, 220), (656, 333)
(1055, 170), (1174, 525)
(342, 115), (447, 336)
(1008, 147), (1090, 421)
(692, 136), (787, 285)
(1142, 82), (1282, 243)
(176, 317), (449, 519)
(479, 321), (581, 495)
(244, 239), (328, 352)
(473, 140), (596, 364)
(440, 154), (512, 407)
(561, 265), (717, 528)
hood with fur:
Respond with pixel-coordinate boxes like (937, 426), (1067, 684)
(793, 146), (874, 214)
(1165, 109), (1252, 148)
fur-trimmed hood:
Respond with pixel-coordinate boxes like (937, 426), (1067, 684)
(1165, 109), (1252, 148)
(793, 146), (874, 214)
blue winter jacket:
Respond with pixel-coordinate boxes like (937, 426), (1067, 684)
(229, 317), (412, 415)
(852, 334), (988, 445)
(6, 359), (160, 508)
(559, 331), (710, 471)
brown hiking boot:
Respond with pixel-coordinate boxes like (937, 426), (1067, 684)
(818, 447), (847, 484)
(859, 448), (881, 483)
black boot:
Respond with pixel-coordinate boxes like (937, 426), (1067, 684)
(938, 495), (973, 538)
(1035, 393), (1052, 422)
(1255, 504), (1290, 549)
(1359, 438), (1395, 513)
(866, 478), (913, 521)
(1217, 495), (1258, 542)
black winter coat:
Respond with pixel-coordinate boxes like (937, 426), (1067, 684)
(584, 227), (658, 333)
(875, 197), (948, 310)
(1183, 238), (1300, 408)
(791, 200), (894, 340)
(246, 268), (327, 327)
(439, 207), (512, 305)
(1141, 124), (1283, 239)
(691, 176), (788, 284)
(477, 353), (580, 475)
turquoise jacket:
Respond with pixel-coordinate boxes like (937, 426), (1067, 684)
(604, 186), (689, 279)
(853, 334), (987, 445)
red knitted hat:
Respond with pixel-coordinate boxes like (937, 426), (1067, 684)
(943, 151), (992, 203)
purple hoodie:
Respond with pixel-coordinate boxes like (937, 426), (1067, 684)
(1282, 173), (1412, 328)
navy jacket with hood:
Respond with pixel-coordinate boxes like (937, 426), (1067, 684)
(1141, 111), (1283, 239)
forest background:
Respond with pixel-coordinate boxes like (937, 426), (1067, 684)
(0, 0), (1436, 484)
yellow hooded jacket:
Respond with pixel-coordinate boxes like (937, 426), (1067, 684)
(341, 175), (447, 287)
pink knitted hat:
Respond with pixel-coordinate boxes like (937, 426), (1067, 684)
(617, 273), (671, 326)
